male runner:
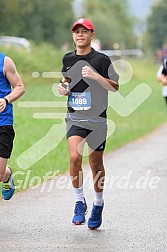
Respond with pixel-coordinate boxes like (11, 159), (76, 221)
(0, 52), (25, 200)
(58, 18), (119, 229)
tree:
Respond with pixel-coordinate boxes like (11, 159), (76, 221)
(82, 0), (136, 49)
(0, 0), (75, 47)
(147, 0), (167, 51)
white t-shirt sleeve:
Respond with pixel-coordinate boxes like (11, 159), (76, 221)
(162, 86), (167, 97)
(157, 65), (163, 78)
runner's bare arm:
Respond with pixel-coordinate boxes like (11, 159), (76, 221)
(82, 65), (119, 91)
(157, 73), (167, 85)
(3, 57), (25, 103)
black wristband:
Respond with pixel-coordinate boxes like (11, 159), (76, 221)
(3, 97), (9, 105)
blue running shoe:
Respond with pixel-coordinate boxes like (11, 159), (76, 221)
(72, 198), (87, 225)
(2, 168), (15, 200)
(88, 203), (104, 229)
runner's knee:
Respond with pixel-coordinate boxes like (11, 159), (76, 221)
(70, 154), (82, 168)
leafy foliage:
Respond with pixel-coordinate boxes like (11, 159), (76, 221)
(0, 0), (75, 47)
(83, 0), (136, 49)
(147, 0), (167, 50)
(0, 0), (136, 49)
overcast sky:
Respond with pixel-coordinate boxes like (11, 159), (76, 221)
(128, 0), (156, 19)
(73, 0), (156, 19)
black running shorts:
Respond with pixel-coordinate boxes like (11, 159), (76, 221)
(66, 119), (107, 151)
(0, 126), (15, 158)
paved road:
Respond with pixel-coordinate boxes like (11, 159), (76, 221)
(0, 123), (167, 252)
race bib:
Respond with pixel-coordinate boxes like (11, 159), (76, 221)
(69, 92), (91, 110)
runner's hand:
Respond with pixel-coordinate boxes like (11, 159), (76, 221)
(162, 77), (167, 85)
(82, 65), (98, 80)
(58, 83), (70, 96)
(0, 98), (7, 112)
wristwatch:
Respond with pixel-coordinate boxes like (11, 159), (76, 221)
(3, 97), (9, 105)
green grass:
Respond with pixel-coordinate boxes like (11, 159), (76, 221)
(0, 44), (166, 194)
(105, 58), (167, 151)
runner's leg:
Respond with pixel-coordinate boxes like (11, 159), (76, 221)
(0, 158), (11, 182)
(68, 135), (87, 224)
(89, 150), (105, 194)
(67, 135), (85, 188)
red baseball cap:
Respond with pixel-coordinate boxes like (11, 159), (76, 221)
(72, 18), (94, 32)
